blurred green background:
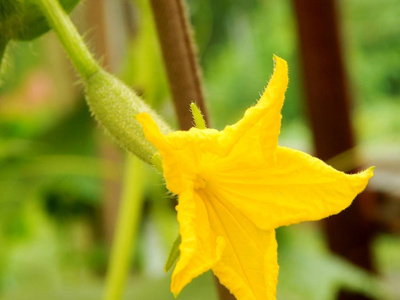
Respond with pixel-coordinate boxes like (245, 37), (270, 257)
(1, 0), (400, 299)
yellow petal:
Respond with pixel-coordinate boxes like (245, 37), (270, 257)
(212, 146), (374, 231)
(199, 188), (278, 300)
(138, 56), (288, 161)
(137, 112), (222, 193)
(220, 55), (288, 163)
(137, 111), (222, 155)
(171, 190), (225, 296)
(136, 112), (169, 151)
(137, 57), (288, 193)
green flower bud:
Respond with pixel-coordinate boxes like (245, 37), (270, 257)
(85, 70), (171, 164)
(19, 0), (171, 166)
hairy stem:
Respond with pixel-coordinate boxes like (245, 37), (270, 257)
(35, 0), (99, 79)
(35, 0), (171, 164)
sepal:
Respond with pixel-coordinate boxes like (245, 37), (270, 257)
(164, 235), (181, 273)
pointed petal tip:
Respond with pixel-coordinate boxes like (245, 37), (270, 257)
(269, 55), (288, 90)
(347, 166), (375, 199)
(169, 235), (225, 298)
(170, 272), (192, 298)
(136, 112), (162, 134)
(136, 112), (168, 150)
(272, 54), (288, 71)
(135, 112), (154, 137)
(360, 166), (375, 179)
(170, 279), (183, 298)
(135, 112), (150, 125)
(272, 54), (285, 63)
(256, 55), (288, 106)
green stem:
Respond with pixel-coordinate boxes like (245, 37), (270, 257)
(103, 155), (145, 300)
(35, 0), (171, 165)
(35, 0), (99, 79)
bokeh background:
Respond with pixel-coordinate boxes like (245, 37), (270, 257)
(1, 0), (400, 299)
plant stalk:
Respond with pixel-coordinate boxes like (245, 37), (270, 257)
(35, 0), (171, 165)
(149, 0), (209, 130)
(34, 0), (100, 79)
(103, 155), (145, 300)
(149, 0), (234, 299)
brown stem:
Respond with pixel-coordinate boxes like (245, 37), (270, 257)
(149, 0), (234, 299)
(149, 0), (209, 130)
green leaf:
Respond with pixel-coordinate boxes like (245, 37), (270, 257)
(0, 0), (80, 41)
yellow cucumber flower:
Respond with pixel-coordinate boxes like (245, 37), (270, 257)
(136, 56), (374, 300)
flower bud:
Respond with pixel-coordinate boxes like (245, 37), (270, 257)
(85, 70), (171, 164)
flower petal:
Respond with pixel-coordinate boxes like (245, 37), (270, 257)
(139, 56), (288, 162)
(199, 189), (278, 300)
(219, 55), (288, 163)
(171, 190), (225, 296)
(212, 146), (374, 231)
(136, 112), (169, 151)
(138, 112), (222, 193)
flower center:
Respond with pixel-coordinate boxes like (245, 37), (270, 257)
(193, 174), (207, 190)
